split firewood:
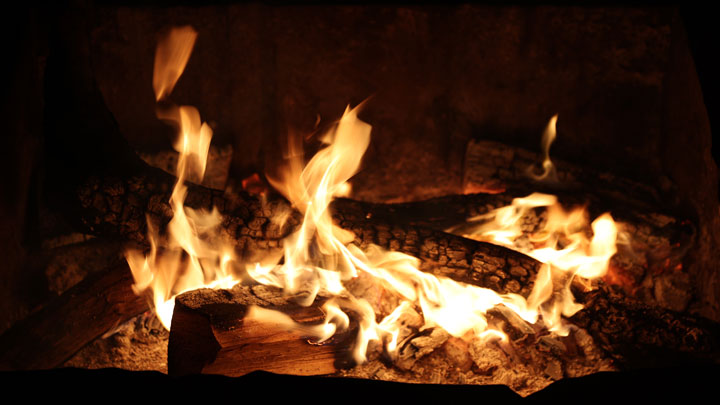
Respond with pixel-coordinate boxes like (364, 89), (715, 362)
(0, 263), (146, 371)
(169, 283), (586, 388)
(168, 285), (355, 377)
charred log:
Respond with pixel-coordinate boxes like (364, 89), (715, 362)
(332, 191), (695, 308)
(571, 284), (720, 368)
(332, 190), (693, 251)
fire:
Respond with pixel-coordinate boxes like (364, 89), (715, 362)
(127, 26), (619, 365)
(449, 192), (617, 333)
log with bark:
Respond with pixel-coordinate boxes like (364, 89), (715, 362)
(333, 186), (695, 311)
(462, 139), (675, 212)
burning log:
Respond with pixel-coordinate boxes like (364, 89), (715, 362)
(332, 190), (692, 250)
(333, 190), (695, 308)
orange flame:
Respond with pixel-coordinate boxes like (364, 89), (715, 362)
(153, 26), (197, 102)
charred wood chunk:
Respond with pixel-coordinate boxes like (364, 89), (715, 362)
(570, 285), (720, 368)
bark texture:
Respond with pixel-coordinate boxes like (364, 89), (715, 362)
(571, 284), (720, 368)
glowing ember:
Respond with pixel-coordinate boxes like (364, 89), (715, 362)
(127, 26), (618, 364)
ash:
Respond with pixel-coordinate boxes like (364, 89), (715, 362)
(64, 312), (169, 373)
(338, 325), (615, 397)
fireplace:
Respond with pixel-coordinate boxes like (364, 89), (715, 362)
(1, 2), (719, 397)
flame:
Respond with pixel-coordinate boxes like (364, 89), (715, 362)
(243, 105), (535, 362)
(153, 26), (197, 102)
(527, 114), (558, 182)
(451, 193), (617, 333)
(128, 27), (619, 366)
(127, 28), (238, 329)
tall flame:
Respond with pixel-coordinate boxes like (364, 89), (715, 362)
(247, 105), (545, 362)
(127, 27), (238, 329)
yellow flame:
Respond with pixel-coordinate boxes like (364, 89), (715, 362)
(455, 193), (617, 334)
(527, 114), (558, 182)
(153, 26), (197, 101)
